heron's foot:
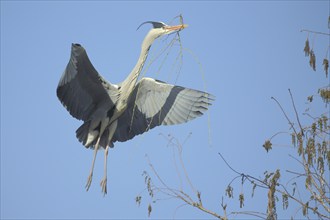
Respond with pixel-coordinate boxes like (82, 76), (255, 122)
(85, 173), (93, 191)
(100, 177), (107, 196)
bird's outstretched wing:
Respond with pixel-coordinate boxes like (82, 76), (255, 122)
(57, 44), (118, 121)
(110, 77), (214, 143)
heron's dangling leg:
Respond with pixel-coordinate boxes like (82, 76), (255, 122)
(100, 145), (109, 196)
(100, 120), (117, 196)
(85, 118), (109, 191)
(85, 136), (101, 191)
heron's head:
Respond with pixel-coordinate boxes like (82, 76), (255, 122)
(138, 21), (188, 42)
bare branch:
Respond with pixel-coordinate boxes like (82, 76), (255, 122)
(144, 142), (225, 219)
(301, 29), (330, 36)
(230, 211), (267, 219)
(218, 152), (241, 176)
(289, 89), (305, 136)
(271, 96), (299, 136)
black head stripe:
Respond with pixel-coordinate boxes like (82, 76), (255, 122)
(136, 21), (166, 31)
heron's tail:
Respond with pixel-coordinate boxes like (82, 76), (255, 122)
(76, 121), (93, 148)
(76, 121), (114, 149)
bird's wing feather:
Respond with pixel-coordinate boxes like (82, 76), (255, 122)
(57, 44), (118, 121)
(111, 77), (214, 143)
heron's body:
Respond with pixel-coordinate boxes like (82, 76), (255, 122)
(57, 21), (214, 195)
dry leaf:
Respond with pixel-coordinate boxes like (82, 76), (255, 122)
(148, 204), (152, 217)
(319, 88), (330, 104)
(307, 95), (313, 102)
(263, 140), (272, 152)
(323, 58), (329, 77)
(304, 38), (310, 56)
(309, 50), (316, 71)
(239, 193), (244, 208)
(135, 196), (142, 207)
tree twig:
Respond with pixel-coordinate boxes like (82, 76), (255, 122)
(301, 29), (330, 36)
(218, 152), (270, 190)
(218, 152), (241, 176)
(271, 96), (299, 135)
(230, 211), (267, 219)
(288, 89), (305, 136)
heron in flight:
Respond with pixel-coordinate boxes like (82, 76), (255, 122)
(57, 21), (214, 195)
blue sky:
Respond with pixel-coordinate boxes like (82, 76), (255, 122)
(1, 1), (329, 219)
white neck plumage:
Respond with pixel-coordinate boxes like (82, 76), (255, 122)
(119, 30), (157, 102)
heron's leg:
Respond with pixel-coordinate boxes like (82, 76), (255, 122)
(85, 136), (101, 191)
(85, 118), (110, 191)
(100, 120), (117, 196)
(100, 145), (109, 196)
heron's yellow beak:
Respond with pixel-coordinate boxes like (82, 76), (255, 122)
(165, 24), (188, 31)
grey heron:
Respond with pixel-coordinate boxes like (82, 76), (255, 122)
(57, 21), (214, 195)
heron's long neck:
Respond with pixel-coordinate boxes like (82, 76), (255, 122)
(120, 36), (153, 99)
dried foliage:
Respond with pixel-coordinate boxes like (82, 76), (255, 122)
(266, 170), (280, 220)
(225, 185), (234, 198)
(148, 203), (152, 217)
(301, 29), (329, 76)
(307, 95), (313, 102)
(263, 140), (273, 152)
(304, 38), (310, 56)
(239, 193), (245, 208)
(319, 87), (330, 104)
(135, 196), (142, 207)
(221, 86), (329, 219)
(309, 49), (316, 71)
(262, 90), (330, 219)
(323, 58), (329, 77)
(282, 193), (289, 210)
